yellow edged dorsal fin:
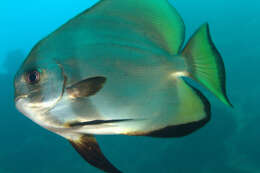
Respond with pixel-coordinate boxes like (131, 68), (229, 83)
(52, 0), (185, 55)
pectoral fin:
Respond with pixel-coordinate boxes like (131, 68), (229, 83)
(67, 76), (106, 98)
(69, 134), (121, 173)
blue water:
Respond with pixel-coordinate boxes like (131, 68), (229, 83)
(0, 0), (259, 172)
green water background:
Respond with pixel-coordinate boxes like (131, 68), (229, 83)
(0, 0), (259, 172)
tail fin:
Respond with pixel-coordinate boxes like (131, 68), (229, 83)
(182, 23), (232, 107)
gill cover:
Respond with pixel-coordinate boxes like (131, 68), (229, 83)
(15, 56), (65, 112)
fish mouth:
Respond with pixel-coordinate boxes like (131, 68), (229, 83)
(15, 94), (28, 103)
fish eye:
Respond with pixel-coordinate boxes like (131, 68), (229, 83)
(26, 69), (40, 84)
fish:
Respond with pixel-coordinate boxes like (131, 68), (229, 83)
(14, 0), (232, 172)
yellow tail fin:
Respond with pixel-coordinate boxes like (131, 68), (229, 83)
(182, 23), (232, 107)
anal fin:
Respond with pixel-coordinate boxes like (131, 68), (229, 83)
(69, 134), (121, 173)
(144, 78), (211, 138)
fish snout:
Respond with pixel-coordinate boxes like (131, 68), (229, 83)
(14, 94), (29, 116)
(14, 94), (28, 103)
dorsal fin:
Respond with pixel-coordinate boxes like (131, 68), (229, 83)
(48, 0), (185, 55)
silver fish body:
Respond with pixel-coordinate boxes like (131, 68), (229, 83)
(14, 0), (232, 172)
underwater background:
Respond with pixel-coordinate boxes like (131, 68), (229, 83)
(0, 0), (259, 172)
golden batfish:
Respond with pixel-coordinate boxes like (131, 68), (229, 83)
(14, 0), (232, 172)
